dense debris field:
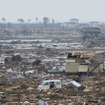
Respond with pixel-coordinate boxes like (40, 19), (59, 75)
(0, 23), (105, 105)
(0, 72), (105, 105)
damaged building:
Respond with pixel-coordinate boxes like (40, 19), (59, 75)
(65, 52), (104, 76)
(81, 27), (101, 40)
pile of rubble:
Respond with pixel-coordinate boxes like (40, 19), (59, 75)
(0, 72), (105, 105)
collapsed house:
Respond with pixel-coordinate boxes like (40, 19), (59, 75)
(81, 27), (101, 40)
(65, 52), (104, 75)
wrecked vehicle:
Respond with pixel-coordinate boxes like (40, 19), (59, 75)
(37, 79), (62, 91)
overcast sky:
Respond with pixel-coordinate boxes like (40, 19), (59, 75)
(0, 0), (105, 23)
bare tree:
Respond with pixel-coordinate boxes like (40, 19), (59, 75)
(52, 18), (55, 24)
(18, 18), (24, 23)
(27, 19), (31, 23)
(35, 17), (38, 23)
(43, 17), (50, 26)
(1, 17), (6, 23)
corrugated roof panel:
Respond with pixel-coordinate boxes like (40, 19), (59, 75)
(70, 80), (81, 87)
